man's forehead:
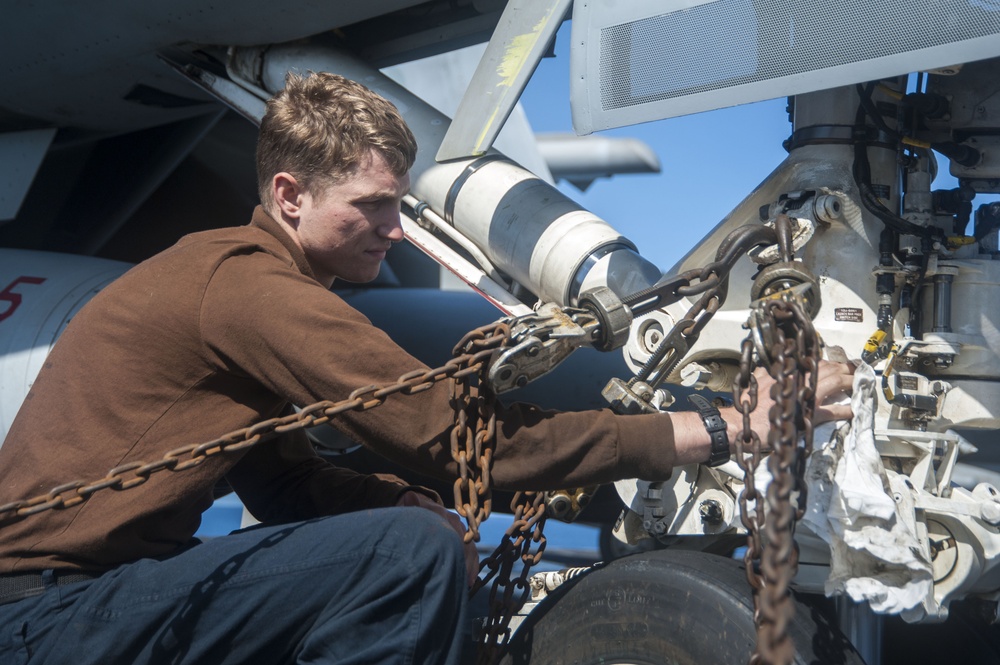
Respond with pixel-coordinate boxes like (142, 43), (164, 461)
(318, 155), (409, 199)
(351, 167), (410, 198)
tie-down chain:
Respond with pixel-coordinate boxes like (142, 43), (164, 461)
(736, 299), (821, 665)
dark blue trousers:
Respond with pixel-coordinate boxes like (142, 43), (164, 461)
(0, 507), (469, 664)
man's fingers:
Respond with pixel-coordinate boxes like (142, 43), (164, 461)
(816, 359), (855, 380)
(811, 361), (855, 424)
(735, 359), (858, 434)
(816, 370), (854, 400)
(815, 402), (853, 423)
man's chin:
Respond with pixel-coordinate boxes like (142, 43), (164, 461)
(332, 268), (382, 286)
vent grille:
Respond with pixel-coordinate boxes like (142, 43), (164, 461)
(599, 0), (1000, 112)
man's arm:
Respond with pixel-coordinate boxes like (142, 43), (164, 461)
(672, 360), (855, 466)
(226, 428), (416, 522)
(487, 360), (855, 485)
(202, 251), (854, 497)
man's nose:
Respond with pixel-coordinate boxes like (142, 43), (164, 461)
(378, 212), (405, 242)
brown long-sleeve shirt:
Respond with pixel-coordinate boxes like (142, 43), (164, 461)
(0, 207), (675, 574)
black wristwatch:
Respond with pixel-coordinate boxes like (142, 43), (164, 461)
(688, 394), (730, 467)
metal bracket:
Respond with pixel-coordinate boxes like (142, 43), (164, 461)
(487, 301), (600, 393)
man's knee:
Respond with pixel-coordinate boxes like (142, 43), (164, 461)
(375, 507), (466, 574)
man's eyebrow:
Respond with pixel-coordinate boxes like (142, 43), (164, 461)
(358, 185), (410, 201)
(355, 192), (401, 203)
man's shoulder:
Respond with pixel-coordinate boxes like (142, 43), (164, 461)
(93, 225), (298, 311)
(175, 224), (291, 260)
(134, 224), (298, 284)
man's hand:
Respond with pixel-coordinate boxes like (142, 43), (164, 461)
(396, 490), (480, 587)
(730, 359), (856, 445)
(813, 359), (856, 423)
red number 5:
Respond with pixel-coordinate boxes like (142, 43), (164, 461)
(0, 276), (46, 323)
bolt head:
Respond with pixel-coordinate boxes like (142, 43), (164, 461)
(699, 499), (724, 525)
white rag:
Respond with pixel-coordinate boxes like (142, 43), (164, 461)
(802, 362), (933, 617)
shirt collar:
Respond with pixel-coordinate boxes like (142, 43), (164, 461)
(249, 206), (318, 281)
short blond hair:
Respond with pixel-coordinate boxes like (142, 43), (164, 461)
(256, 72), (417, 209)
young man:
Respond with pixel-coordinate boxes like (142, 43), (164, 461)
(0, 72), (854, 664)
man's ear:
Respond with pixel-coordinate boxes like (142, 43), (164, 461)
(272, 173), (303, 221)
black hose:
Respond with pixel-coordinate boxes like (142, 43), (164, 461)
(852, 84), (943, 242)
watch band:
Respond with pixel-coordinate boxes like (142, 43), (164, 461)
(688, 394), (730, 467)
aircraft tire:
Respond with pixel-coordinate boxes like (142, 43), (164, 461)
(499, 548), (866, 665)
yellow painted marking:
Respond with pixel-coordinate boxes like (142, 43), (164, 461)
(472, 6), (561, 153)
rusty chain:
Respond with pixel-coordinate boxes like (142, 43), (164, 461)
(449, 324), (505, 544)
(734, 299), (820, 665)
(472, 491), (547, 665)
(625, 223), (780, 390)
(631, 265), (725, 389)
(612, 220), (819, 664)
(449, 323), (549, 664)
(735, 336), (766, 598)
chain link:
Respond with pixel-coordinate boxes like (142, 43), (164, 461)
(626, 223), (780, 390)
(617, 221), (820, 665)
(632, 265), (726, 389)
(472, 491), (547, 665)
(734, 299), (820, 665)
(450, 322), (551, 664)
(448, 323), (508, 543)
(447, 322), (552, 664)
